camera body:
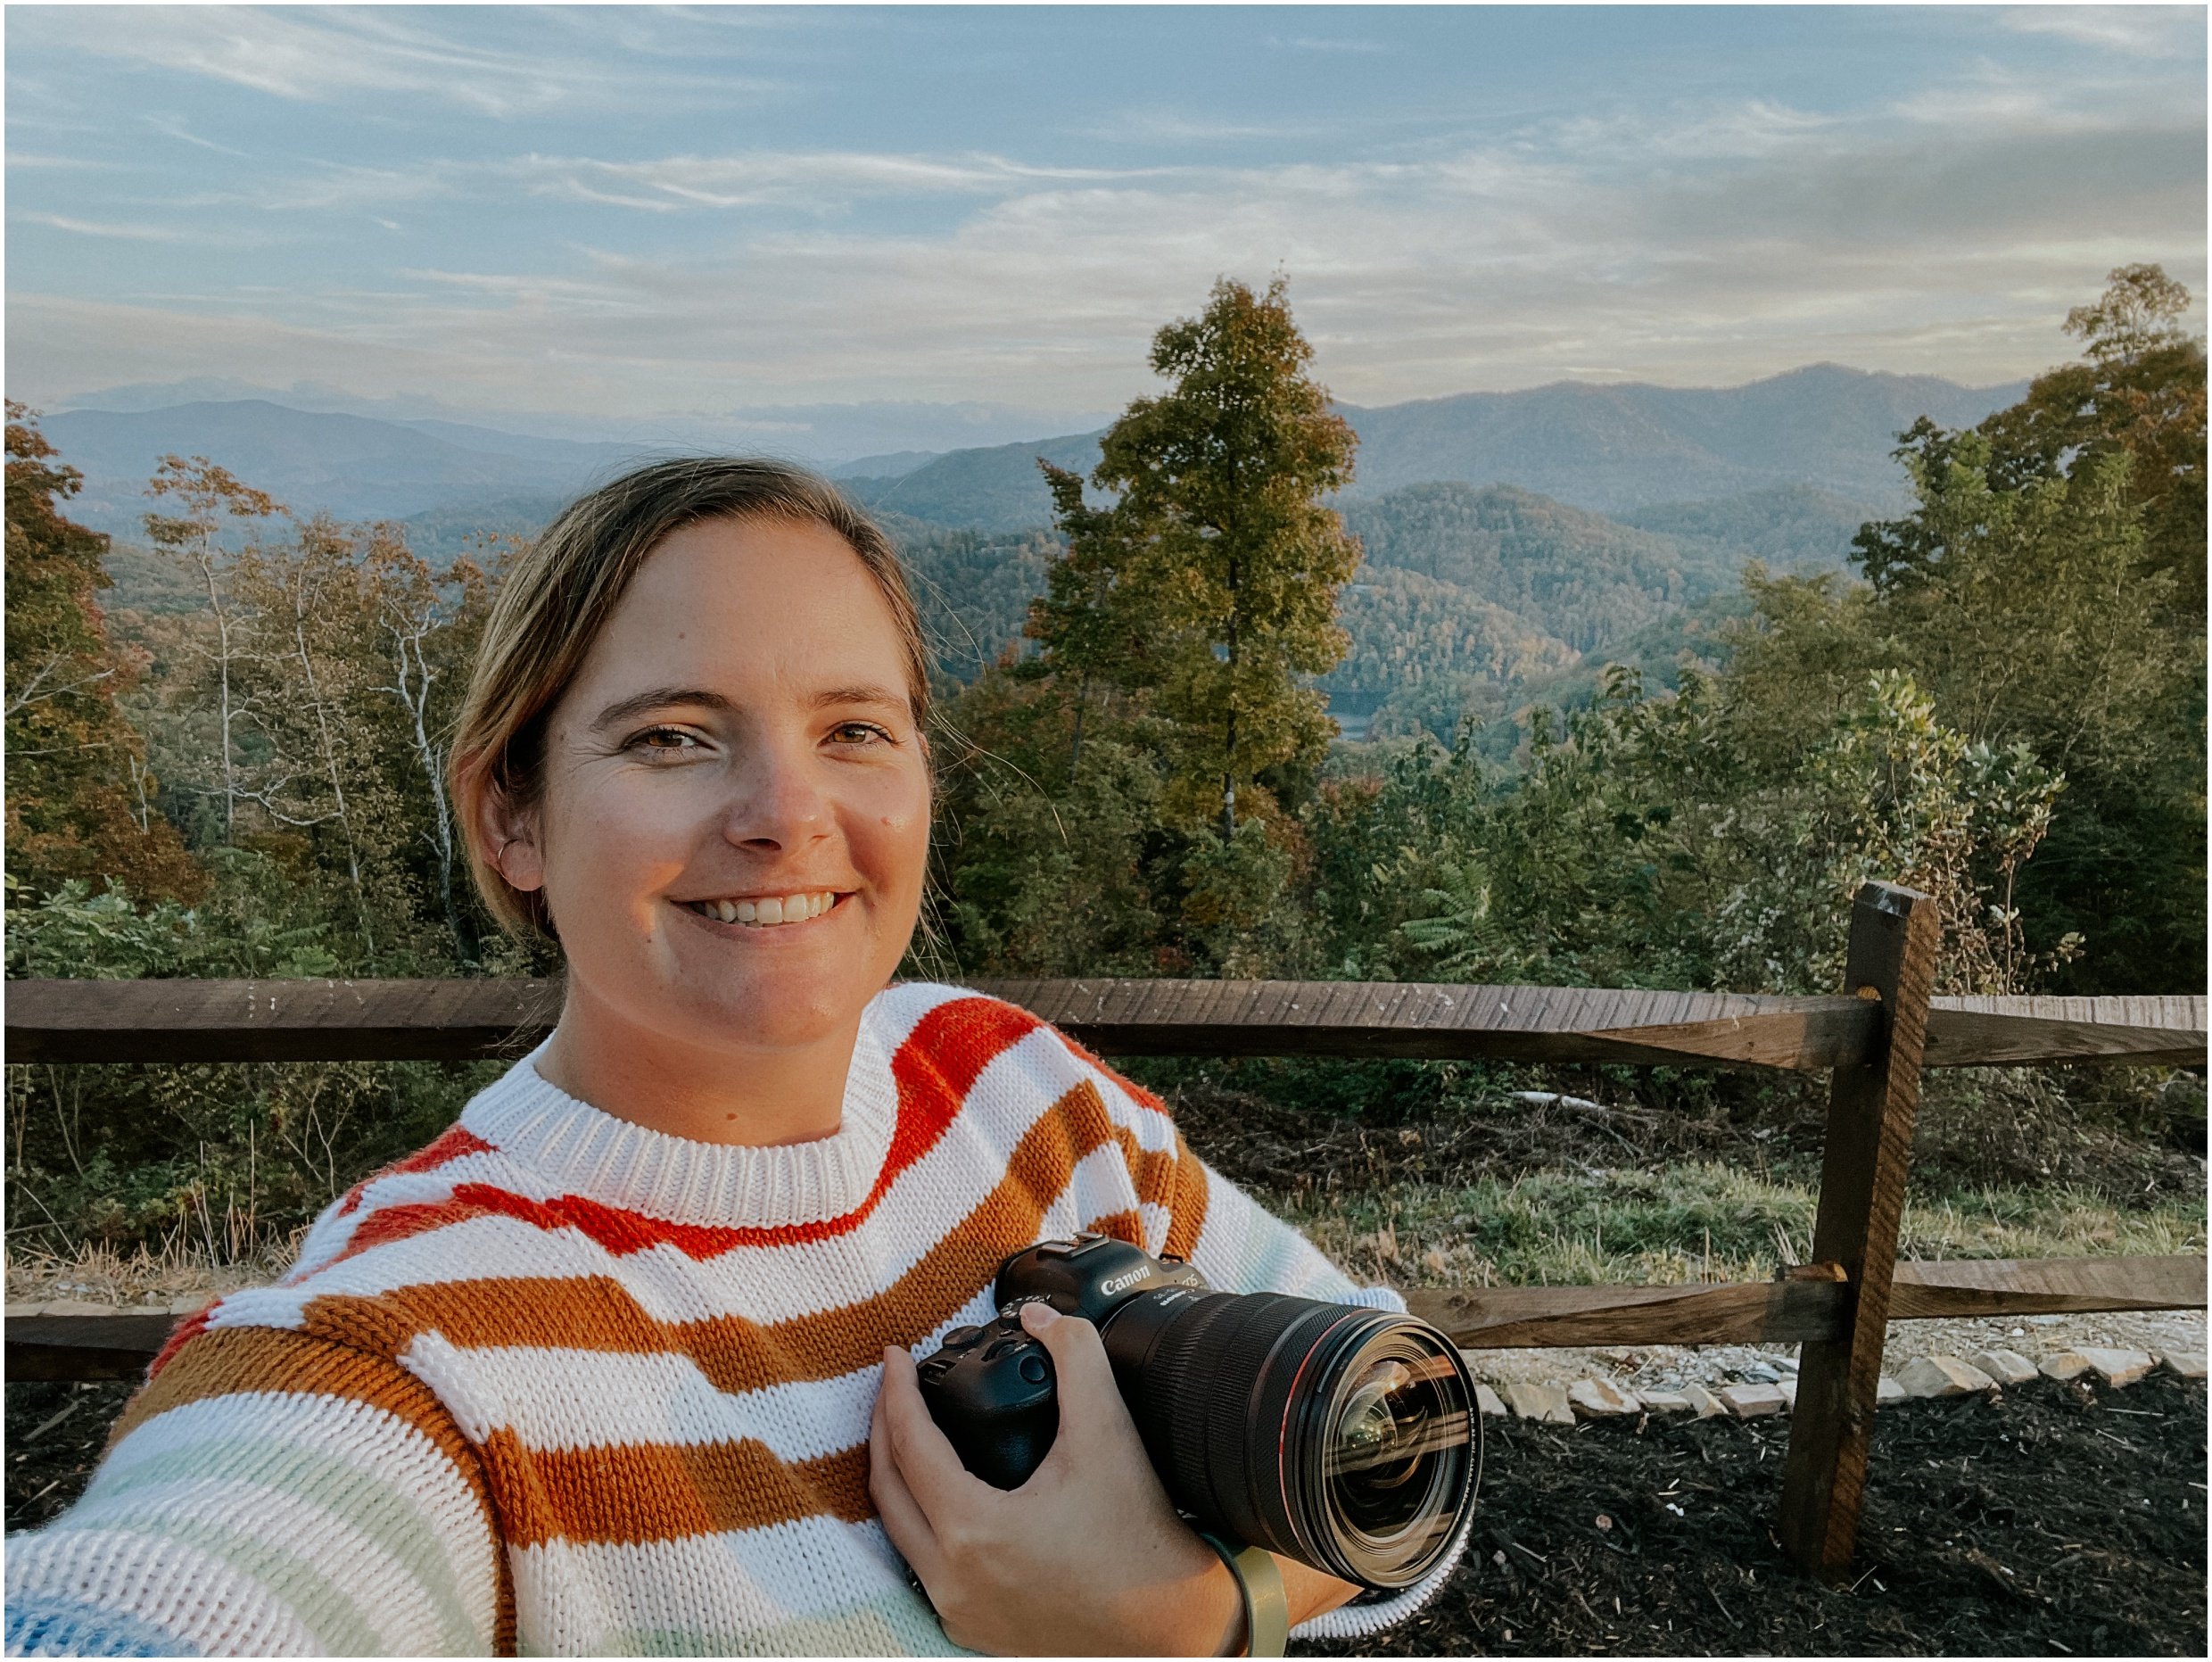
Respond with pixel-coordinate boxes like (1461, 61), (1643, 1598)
(916, 1233), (1202, 1490)
(918, 1234), (1480, 1591)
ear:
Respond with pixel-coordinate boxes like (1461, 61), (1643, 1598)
(475, 781), (547, 894)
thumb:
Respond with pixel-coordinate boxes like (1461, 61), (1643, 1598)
(1017, 1300), (1127, 1435)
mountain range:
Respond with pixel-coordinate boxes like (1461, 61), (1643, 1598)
(40, 361), (2020, 543)
(836, 362), (2026, 529)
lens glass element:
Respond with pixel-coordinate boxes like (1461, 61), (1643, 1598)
(1328, 1355), (1446, 1537)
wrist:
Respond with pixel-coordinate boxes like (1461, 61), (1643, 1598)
(1201, 1553), (1247, 1657)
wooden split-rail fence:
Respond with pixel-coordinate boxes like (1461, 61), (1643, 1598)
(5, 882), (2205, 1579)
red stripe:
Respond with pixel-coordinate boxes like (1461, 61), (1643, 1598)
(318, 996), (1046, 1264)
(339, 1124), (497, 1215)
(149, 1304), (214, 1378)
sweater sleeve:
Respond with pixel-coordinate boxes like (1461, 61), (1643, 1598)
(1068, 1045), (1474, 1647)
(5, 1324), (511, 1658)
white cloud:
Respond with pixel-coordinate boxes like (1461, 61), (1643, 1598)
(141, 112), (257, 159)
(11, 4), (789, 118)
(132, 148), (1168, 218)
(6, 62), (2201, 414)
(1271, 36), (1392, 55)
(2001, 5), (2206, 57)
(12, 212), (190, 242)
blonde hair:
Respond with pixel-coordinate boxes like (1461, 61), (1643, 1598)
(449, 457), (931, 949)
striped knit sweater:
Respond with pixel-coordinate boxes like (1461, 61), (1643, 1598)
(6, 983), (1470, 1657)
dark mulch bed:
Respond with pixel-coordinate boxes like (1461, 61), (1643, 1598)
(1310, 1373), (2207, 1658)
(10, 1373), (2202, 1654)
(6, 1377), (135, 1534)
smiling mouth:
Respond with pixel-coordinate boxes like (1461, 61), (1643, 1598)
(678, 890), (843, 929)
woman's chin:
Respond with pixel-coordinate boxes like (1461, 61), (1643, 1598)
(662, 953), (872, 1049)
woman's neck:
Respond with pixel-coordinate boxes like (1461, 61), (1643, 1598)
(533, 991), (862, 1148)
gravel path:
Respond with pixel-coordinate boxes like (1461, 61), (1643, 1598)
(1463, 1309), (2206, 1394)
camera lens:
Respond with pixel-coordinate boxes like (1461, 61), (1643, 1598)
(1101, 1290), (1478, 1590)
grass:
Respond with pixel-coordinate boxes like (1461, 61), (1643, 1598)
(4, 1231), (307, 1308)
(1276, 1159), (2208, 1289)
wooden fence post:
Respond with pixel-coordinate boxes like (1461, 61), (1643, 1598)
(1778, 881), (1941, 1579)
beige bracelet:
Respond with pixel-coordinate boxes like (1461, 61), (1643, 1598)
(1195, 1532), (1288, 1658)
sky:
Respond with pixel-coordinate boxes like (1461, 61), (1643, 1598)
(5, 3), (2206, 455)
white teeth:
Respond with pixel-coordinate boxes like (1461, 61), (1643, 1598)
(689, 892), (834, 927)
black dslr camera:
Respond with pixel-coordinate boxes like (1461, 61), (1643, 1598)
(918, 1234), (1480, 1591)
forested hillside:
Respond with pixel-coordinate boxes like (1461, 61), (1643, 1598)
(1340, 484), (1744, 652)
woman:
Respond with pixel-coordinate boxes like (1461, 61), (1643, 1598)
(6, 459), (1469, 1657)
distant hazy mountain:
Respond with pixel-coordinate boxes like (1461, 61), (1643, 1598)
(50, 378), (1111, 469)
(840, 432), (1106, 531)
(49, 364), (1963, 748)
(827, 450), (943, 481)
(41, 401), (672, 533)
(840, 363), (2023, 531)
(1339, 363), (2026, 510)
(42, 361), (2011, 543)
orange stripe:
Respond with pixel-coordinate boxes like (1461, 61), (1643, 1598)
(1085, 1207), (1143, 1246)
(1161, 1129), (1209, 1261)
(107, 1325), (518, 1654)
(147, 1304), (215, 1377)
(1111, 1124), (1180, 1215)
(299, 1078), (1140, 1401)
(483, 1430), (873, 1548)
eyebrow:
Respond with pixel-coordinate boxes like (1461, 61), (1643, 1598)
(590, 687), (732, 732)
(590, 682), (912, 732)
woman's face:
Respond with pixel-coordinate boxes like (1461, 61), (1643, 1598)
(495, 515), (932, 1059)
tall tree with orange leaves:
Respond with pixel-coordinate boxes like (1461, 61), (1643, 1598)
(4, 403), (203, 903)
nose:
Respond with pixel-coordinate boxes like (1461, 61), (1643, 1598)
(721, 730), (832, 854)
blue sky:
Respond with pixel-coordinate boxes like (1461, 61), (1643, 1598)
(6, 4), (2205, 452)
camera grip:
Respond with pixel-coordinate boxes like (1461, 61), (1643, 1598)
(916, 1315), (1061, 1490)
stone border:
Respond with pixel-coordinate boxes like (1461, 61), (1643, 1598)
(1472, 1346), (2207, 1424)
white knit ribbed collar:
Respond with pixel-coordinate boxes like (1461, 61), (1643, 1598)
(457, 1009), (901, 1228)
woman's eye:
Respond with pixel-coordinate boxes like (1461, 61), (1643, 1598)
(830, 722), (891, 746)
(630, 726), (700, 757)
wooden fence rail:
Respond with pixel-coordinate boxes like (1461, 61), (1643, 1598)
(6, 977), (2204, 1070)
(4, 881), (2205, 1582)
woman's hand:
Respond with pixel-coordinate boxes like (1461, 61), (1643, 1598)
(871, 1301), (1243, 1656)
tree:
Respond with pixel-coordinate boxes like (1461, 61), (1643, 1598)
(4, 404), (203, 901)
(1874, 263), (2207, 621)
(229, 515), (404, 955)
(1812, 267), (2206, 992)
(365, 529), (496, 963)
(1034, 277), (1361, 838)
(142, 456), (283, 842)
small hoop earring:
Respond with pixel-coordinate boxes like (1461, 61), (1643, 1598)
(493, 837), (517, 879)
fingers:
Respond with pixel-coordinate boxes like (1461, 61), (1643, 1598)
(875, 1342), (989, 1520)
(869, 1358), (943, 1587)
(1015, 1302), (1129, 1443)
